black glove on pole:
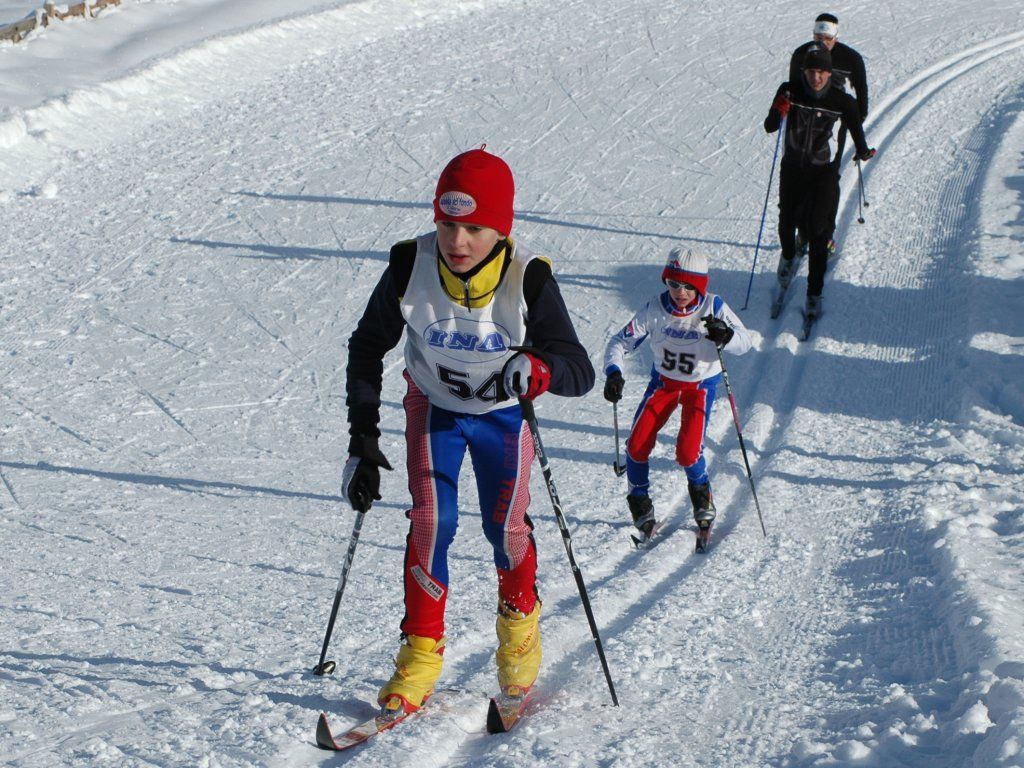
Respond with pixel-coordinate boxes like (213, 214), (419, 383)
(603, 371), (624, 403)
(343, 438), (393, 512)
(702, 316), (734, 347)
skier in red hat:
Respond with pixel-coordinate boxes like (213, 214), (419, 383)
(343, 148), (594, 715)
(603, 248), (752, 548)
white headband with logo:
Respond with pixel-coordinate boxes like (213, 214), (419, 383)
(813, 20), (839, 38)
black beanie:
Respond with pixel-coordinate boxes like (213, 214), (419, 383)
(803, 45), (833, 72)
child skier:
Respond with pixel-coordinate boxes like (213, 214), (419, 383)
(602, 248), (752, 549)
(342, 148), (594, 717)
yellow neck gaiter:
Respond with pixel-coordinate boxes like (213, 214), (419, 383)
(437, 239), (511, 309)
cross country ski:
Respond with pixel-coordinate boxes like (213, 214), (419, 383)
(315, 690), (459, 751)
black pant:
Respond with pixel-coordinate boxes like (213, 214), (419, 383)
(778, 163), (839, 297)
(830, 123), (848, 238)
(829, 170), (842, 240)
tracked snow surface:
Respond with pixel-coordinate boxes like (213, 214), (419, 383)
(1, 1), (1023, 765)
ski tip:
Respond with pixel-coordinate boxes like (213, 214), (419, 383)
(694, 522), (712, 553)
(315, 712), (339, 751)
(629, 521), (662, 549)
(486, 698), (509, 734)
(487, 692), (529, 734)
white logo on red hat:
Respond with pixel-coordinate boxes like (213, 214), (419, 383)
(438, 191), (477, 217)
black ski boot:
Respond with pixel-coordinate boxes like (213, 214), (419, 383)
(627, 494), (656, 536)
(688, 482), (716, 553)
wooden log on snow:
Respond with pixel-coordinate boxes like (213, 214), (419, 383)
(0, 15), (38, 42)
(2, 0), (121, 41)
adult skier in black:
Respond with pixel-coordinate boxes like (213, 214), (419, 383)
(789, 13), (870, 253)
(765, 45), (875, 320)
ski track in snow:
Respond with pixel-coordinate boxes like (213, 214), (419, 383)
(1, 1), (1023, 766)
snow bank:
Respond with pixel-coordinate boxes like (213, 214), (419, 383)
(0, 0), (497, 193)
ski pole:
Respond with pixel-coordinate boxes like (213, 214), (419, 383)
(742, 116), (785, 310)
(312, 505), (368, 675)
(855, 159), (867, 224)
(612, 402), (626, 477)
(712, 346), (767, 537)
(857, 158), (870, 208)
(519, 398), (619, 706)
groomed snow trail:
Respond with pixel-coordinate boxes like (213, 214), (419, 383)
(1, 1), (1022, 766)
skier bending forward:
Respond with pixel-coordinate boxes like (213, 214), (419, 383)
(342, 148), (594, 716)
(603, 249), (752, 542)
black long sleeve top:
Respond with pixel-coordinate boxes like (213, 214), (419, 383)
(764, 77), (870, 169)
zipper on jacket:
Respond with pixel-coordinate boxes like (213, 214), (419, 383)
(462, 280), (472, 312)
(802, 109), (815, 160)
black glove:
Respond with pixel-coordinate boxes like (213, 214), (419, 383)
(603, 371), (625, 403)
(703, 316), (734, 348)
(341, 436), (393, 512)
(857, 148), (876, 161)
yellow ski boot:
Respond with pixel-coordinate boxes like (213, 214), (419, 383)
(378, 635), (446, 714)
(495, 601), (542, 696)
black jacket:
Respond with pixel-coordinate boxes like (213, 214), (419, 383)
(346, 239), (595, 441)
(764, 77), (869, 169)
(790, 40), (868, 118)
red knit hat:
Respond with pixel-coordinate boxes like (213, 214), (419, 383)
(661, 248), (709, 296)
(433, 148), (515, 236)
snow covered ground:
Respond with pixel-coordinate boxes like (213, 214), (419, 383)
(1, 1), (1023, 765)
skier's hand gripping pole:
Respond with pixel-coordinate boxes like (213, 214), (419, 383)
(519, 397), (619, 706)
